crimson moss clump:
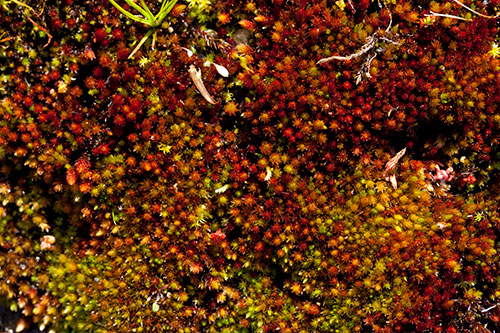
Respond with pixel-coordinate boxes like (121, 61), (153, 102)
(1, 0), (500, 332)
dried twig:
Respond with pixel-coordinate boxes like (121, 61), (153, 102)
(317, 32), (377, 64)
(425, 11), (473, 22)
(316, 5), (399, 84)
(0, 32), (14, 44)
(481, 304), (498, 313)
(347, 0), (355, 13)
(379, 37), (400, 45)
(7, 0), (52, 46)
(25, 13), (53, 47)
(426, 0), (499, 24)
(453, 0), (499, 19)
(355, 53), (376, 84)
(9, 0), (44, 16)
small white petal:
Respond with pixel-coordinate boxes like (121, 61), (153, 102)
(389, 174), (398, 190)
(215, 184), (229, 194)
(265, 167), (272, 182)
(182, 47), (193, 57)
(213, 63), (229, 77)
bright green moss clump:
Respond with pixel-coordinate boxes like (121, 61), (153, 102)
(1, 0), (500, 331)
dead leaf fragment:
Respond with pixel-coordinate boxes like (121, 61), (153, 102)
(385, 148), (406, 172)
(189, 65), (216, 104)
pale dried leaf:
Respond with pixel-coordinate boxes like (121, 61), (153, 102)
(385, 148), (406, 172)
(181, 47), (193, 57)
(213, 63), (229, 77)
(16, 317), (28, 332)
(189, 65), (216, 104)
(389, 174), (398, 190)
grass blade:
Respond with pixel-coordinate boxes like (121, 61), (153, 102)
(156, 0), (177, 23)
(159, 0), (170, 14)
(139, 0), (157, 25)
(109, 0), (150, 25)
(122, 0), (155, 24)
(128, 29), (154, 59)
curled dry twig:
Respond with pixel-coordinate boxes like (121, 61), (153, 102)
(7, 0), (52, 47)
(425, 11), (472, 21)
(316, 29), (400, 84)
(317, 33), (377, 64)
(452, 0), (499, 19)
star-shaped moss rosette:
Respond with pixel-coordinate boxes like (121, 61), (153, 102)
(109, 0), (178, 58)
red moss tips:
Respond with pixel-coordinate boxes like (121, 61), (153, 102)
(66, 168), (77, 185)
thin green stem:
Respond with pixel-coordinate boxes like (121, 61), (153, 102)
(122, 0), (155, 24)
(156, 0), (178, 24)
(152, 30), (157, 50)
(139, 0), (157, 25)
(157, 0), (175, 20)
(109, 0), (178, 59)
(109, 0), (150, 25)
(159, 0), (170, 14)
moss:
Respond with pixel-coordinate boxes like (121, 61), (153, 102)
(0, 0), (500, 331)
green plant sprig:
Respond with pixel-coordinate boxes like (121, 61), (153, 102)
(109, 0), (178, 59)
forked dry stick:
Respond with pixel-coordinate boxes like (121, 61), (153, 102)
(317, 33), (378, 65)
(316, 7), (399, 84)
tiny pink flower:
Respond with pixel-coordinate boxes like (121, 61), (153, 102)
(434, 165), (453, 182)
(210, 229), (226, 244)
(40, 235), (55, 250)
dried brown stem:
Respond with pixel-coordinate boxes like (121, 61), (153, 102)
(426, 11), (473, 21)
(25, 13), (52, 47)
(452, 0), (499, 19)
